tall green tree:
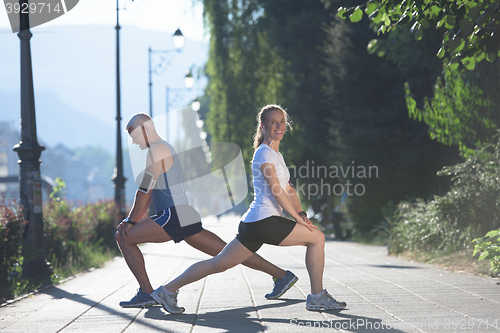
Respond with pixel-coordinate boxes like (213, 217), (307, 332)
(405, 60), (500, 155)
(252, 0), (343, 221)
(202, 0), (340, 215)
(322, 1), (459, 233)
(202, 0), (287, 162)
(338, 0), (500, 156)
(338, 0), (500, 69)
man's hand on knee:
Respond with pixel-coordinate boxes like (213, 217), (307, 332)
(115, 221), (133, 243)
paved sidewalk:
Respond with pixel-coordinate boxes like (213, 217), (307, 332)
(1, 214), (500, 333)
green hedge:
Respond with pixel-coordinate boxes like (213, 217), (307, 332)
(389, 136), (500, 254)
(43, 200), (121, 277)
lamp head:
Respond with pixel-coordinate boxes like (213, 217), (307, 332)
(184, 70), (194, 88)
(173, 28), (185, 51)
(191, 98), (201, 111)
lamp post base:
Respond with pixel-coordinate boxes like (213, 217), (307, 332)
(22, 260), (53, 282)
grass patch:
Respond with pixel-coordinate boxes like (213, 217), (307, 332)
(2, 247), (119, 305)
(50, 245), (119, 281)
(392, 249), (492, 276)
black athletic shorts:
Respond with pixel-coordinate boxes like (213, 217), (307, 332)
(236, 216), (296, 253)
(152, 204), (203, 243)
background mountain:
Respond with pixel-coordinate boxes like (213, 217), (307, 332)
(0, 24), (208, 152)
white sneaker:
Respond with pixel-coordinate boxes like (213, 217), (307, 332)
(306, 289), (346, 311)
(151, 286), (185, 314)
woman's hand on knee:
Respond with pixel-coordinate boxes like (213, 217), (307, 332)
(295, 216), (317, 232)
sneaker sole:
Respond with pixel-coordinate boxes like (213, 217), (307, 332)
(265, 276), (298, 300)
(151, 290), (185, 314)
(306, 304), (347, 311)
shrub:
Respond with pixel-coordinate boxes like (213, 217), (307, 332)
(389, 135), (500, 254)
(0, 199), (25, 299)
(473, 229), (500, 277)
(44, 200), (120, 277)
(1, 197), (120, 302)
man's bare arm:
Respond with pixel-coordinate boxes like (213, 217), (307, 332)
(128, 190), (152, 221)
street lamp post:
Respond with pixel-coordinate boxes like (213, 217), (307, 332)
(147, 30), (184, 216)
(112, 0), (127, 218)
(165, 70), (195, 142)
(13, 0), (52, 280)
(148, 29), (185, 118)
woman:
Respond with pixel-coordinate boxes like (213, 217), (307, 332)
(151, 105), (346, 313)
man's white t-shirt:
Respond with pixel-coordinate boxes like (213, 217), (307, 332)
(241, 143), (290, 222)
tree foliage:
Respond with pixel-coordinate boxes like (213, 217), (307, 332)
(202, 0), (340, 213)
(473, 229), (500, 276)
(405, 62), (500, 156)
(338, 0), (500, 70)
(321, 6), (458, 232)
(337, 0), (500, 158)
(202, 0), (288, 162)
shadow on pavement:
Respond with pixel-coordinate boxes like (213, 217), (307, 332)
(39, 286), (176, 332)
(145, 299), (303, 333)
(145, 298), (409, 333)
(368, 264), (421, 269)
(335, 263), (422, 269)
(39, 286), (410, 332)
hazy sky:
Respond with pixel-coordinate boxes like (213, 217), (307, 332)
(0, 0), (209, 153)
(0, 0), (207, 41)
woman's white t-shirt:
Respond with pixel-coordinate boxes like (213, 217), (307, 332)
(241, 143), (290, 222)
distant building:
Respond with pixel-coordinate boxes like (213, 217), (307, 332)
(40, 144), (87, 203)
(0, 122), (113, 205)
(41, 144), (114, 204)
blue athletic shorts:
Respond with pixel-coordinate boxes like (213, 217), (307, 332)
(152, 205), (203, 243)
(236, 216), (296, 253)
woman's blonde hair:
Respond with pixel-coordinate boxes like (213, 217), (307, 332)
(253, 104), (292, 150)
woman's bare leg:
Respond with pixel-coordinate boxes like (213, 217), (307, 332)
(278, 224), (325, 294)
(185, 230), (286, 279)
(165, 238), (253, 292)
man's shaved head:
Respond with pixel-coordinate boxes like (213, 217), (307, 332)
(125, 113), (153, 133)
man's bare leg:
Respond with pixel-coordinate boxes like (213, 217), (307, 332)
(116, 217), (172, 294)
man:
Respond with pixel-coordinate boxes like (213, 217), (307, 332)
(115, 113), (298, 307)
